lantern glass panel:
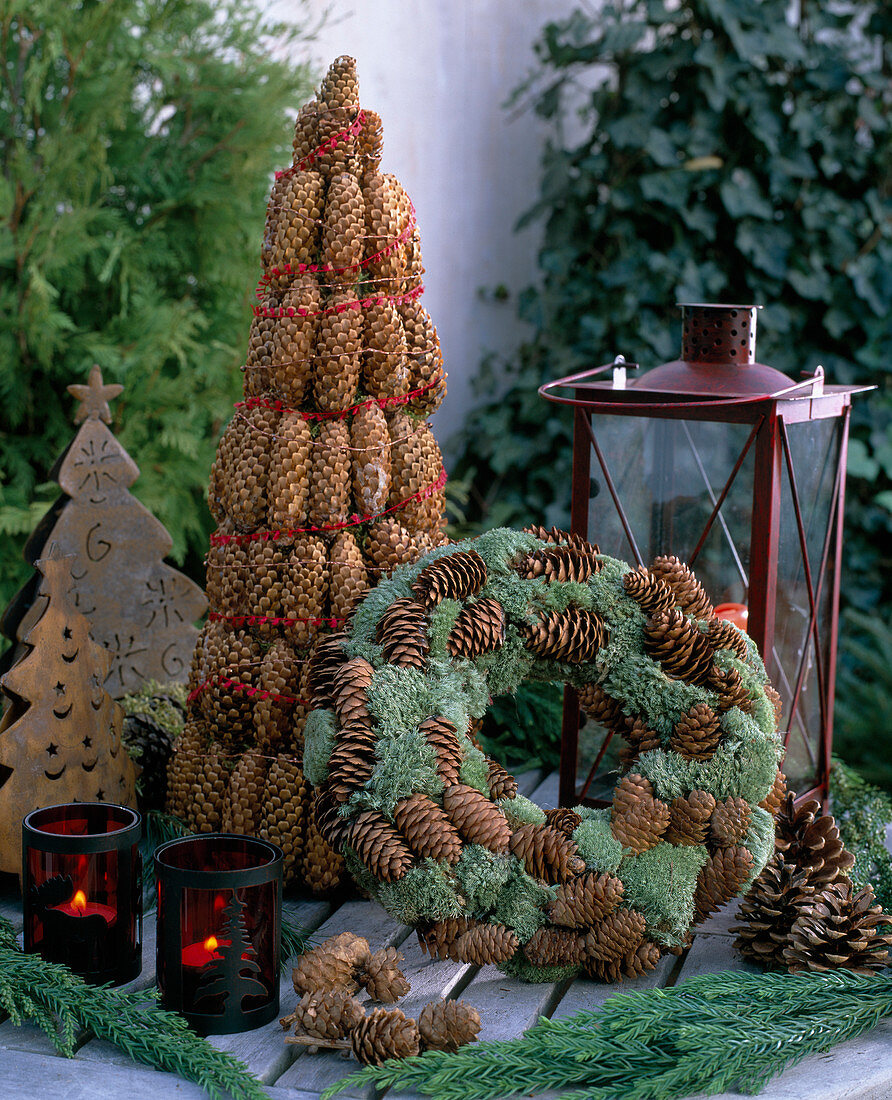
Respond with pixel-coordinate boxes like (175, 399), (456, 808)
(771, 416), (841, 794)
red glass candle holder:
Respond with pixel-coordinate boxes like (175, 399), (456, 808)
(154, 834), (282, 1035)
(22, 802), (142, 986)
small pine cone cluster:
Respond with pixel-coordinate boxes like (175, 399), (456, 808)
(545, 806), (582, 838)
(773, 794), (855, 887)
(783, 881), (892, 975)
(622, 565), (675, 617)
(412, 549), (487, 607)
(548, 872), (625, 928)
(523, 607), (608, 664)
(282, 990), (365, 1043)
(644, 608), (714, 686)
(669, 703), (722, 760)
(610, 774), (671, 855)
(293, 932), (372, 996)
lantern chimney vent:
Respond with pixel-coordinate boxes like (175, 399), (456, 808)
(680, 303), (760, 364)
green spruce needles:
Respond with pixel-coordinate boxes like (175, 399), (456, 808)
(323, 968), (892, 1100)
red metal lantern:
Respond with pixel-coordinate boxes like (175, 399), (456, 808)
(541, 303), (871, 809)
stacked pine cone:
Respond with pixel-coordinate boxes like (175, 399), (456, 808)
(283, 933), (480, 1064)
(168, 55), (449, 890)
(735, 793), (892, 974)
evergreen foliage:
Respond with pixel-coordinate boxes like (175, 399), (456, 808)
(323, 968), (892, 1100)
(451, 0), (892, 781)
(0, 915), (268, 1099)
(0, 0), (316, 610)
(831, 758), (892, 910)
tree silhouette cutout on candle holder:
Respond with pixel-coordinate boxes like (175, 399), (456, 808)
(193, 891), (269, 1019)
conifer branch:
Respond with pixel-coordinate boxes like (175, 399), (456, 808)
(0, 917), (269, 1099)
(323, 969), (892, 1100)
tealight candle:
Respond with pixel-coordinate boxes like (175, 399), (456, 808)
(714, 602), (749, 634)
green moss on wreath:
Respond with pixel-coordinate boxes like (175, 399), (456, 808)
(617, 843), (709, 946)
(492, 864), (555, 942)
(743, 806), (777, 891)
(303, 707), (337, 786)
(427, 599), (462, 659)
(454, 846), (514, 914)
(572, 810), (625, 874)
(356, 727), (442, 817)
(499, 953), (578, 984)
(459, 744), (491, 795)
(500, 794), (547, 829)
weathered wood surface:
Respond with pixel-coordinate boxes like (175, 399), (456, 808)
(2, 772), (891, 1100)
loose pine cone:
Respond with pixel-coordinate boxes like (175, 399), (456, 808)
(509, 823), (586, 884)
(774, 794), (855, 887)
(548, 871), (625, 928)
(644, 608), (714, 685)
(284, 990), (364, 1040)
(693, 845), (755, 921)
(394, 793), (463, 864)
(349, 810), (414, 882)
(734, 853), (817, 970)
(412, 549), (487, 607)
(376, 596), (430, 669)
(523, 927), (586, 968)
(783, 881), (892, 975)
(292, 932), (371, 996)
(361, 946), (411, 1002)
(622, 565), (675, 617)
(418, 1000), (481, 1053)
(419, 716), (463, 784)
(451, 922), (519, 965)
(650, 555), (714, 620)
(664, 790), (717, 846)
(515, 544), (599, 584)
(447, 597), (506, 659)
(669, 703), (722, 761)
(523, 607), (608, 664)
(442, 784), (512, 854)
(710, 796), (752, 847)
(351, 1007), (420, 1065)
(544, 806), (582, 838)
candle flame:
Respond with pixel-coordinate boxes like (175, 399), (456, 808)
(72, 890), (87, 915)
(204, 935), (218, 953)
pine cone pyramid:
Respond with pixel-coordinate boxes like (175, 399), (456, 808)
(172, 55), (450, 891)
(303, 529), (785, 984)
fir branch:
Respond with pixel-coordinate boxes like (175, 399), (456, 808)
(323, 970), (892, 1100)
(0, 917), (268, 1100)
(281, 915), (313, 964)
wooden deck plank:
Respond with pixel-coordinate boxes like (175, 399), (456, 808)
(454, 962), (564, 1043)
(549, 953), (676, 1020)
(514, 768), (545, 798)
(675, 933), (759, 982)
(273, 901), (412, 1097)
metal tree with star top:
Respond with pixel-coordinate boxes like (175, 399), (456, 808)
(0, 366), (207, 696)
(0, 545), (139, 875)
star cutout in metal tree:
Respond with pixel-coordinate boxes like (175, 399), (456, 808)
(67, 365), (124, 425)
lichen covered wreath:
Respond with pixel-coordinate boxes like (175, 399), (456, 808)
(304, 527), (785, 982)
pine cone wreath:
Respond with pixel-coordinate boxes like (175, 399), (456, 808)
(451, 922), (519, 966)
(708, 665), (753, 713)
(486, 758), (518, 802)
(523, 525), (599, 557)
(418, 715), (463, 784)
(783, 881), (892, 975)
(622, 565), (675, 617)
(523, 926), (586, 968)
(306, 633), (347, 709)
(326, 731), (376, 804)
(707, 616), (749, 662)
(411, 549), (487, 607)
(618, 717), (663, 770)
(544, 806), (582, 839)
(644, 608), (714, 685)
(584, 907), (648, 967)
(447, 597), (506, 659)
(360, 946), (411, 1002)
(351, 1007), (420, 1065)
(664, 790), (716, 847)
(515, 543), (599, 584)
(693, 845), (754, 922)
(376, 596), (430, 669)
(774, 793), (855, 887)
(283, 990), (364, 1041)
(292, 932), (371, 996)
(416, 917), (479, 961)
(669, 703), (722, 761)
(442, 784), (511, 854)
(577, 682), (628, 730)
(765, 683), (784, 729)
(418, 999), (481, 1053)
(734, 853), (817, 970)
(650, 555), (714, 620)
(548, 871), (625, 928)
(509, 823), (586, 884)
(610, 774), (671, 855)
(394, 793), (463, 864)
(523, 607), (608, 664)
(349, 810), (414, 882)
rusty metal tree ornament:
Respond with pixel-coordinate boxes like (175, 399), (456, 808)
(0, 545), (139, 875)
(0, 366), (207, 697)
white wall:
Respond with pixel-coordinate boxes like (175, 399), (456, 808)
(266, 0), (584, 460)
